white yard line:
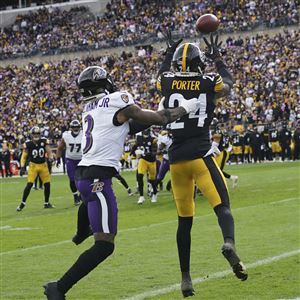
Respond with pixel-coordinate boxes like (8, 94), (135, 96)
(123, 249), (300, 300)
(1, 197), (299, 256)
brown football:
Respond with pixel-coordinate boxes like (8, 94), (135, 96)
(196, 14), (220, 34)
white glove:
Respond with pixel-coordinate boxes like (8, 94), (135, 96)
(204, 141), (221, 157)
(227, 143), (233, 152)
(268, 142), (272, 148)
(179, 97), (199, 114)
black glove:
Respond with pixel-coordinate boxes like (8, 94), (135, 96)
(203, 33), (222, 60)
(20, 167), (26, 176)
(161, 28), (183, 54)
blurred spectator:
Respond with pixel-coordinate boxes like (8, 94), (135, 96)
(0, 0), (299, 60)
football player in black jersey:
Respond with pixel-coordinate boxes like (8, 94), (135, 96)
(293, 121), (300, 160)
(212, 123), (238, 188)
(279, 123), (292, 161)
(136, 129), (158, 204)
(17, 126), (54, 211)
(269, 123), (282, 161)
(157, 31), (247, 296)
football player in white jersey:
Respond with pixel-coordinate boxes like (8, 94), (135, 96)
(56, 120), (83, 205)
(156, 129), (172, 189)
(43, 66), (201, 299)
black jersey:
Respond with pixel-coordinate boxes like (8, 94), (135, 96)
(137, 136), (156, 162)
(293, 129), (300, 144)
(279, 129), (291, 145)
(269, 129), (279, 142)
(232, 132), (243, 146)
(157, 71), (224, 163)
(220, 133), (230, 151)
(244, 131), (251, 146)
(25, 138), (48, 164)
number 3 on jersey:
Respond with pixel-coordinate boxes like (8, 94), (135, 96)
(168, 93), (207, 129)
(83, 115), (94, 154)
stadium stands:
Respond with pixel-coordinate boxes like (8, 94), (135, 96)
(1, 30), (299, 150)
(0, 0), (298, 60)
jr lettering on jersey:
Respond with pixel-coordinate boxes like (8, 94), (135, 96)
(171, 80), (200, 90)
(84, 97), (110, 112)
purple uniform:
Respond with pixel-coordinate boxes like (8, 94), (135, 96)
(66, 158), (80, 182)
(75, 91), (135, 234)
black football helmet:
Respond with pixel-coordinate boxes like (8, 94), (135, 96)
(77, 66), (116, 99)
(70, 119), (81, 135)
(31, 126), (41, 142)
(172, 43), (206, 73)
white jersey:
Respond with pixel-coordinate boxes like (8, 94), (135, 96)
(79, 91), (135, 170)
(63, 130), (83, 160)
(157, 134), (172, 160)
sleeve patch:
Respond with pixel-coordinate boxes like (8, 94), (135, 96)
(121, 94), (129, 103)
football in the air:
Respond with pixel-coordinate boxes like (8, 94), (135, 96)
(196, 14), (220, 33)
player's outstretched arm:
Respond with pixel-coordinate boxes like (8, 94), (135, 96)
(117, 96), (198, 126)
(203, 33), (234, 99)
(158, 29), (182, 76)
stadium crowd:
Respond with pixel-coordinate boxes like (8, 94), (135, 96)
(0, 29), (299, 175)
(0, 0), (299, 60)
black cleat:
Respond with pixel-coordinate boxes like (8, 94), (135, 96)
(222, 242), (248, 281)
(74, 195), (81, 206)
(72, 228), (93, 245)
(181, 273), (195, 298)
(127, 188), (133, 196)
(16, 202), (25, 212)
(44, 203), (55, 209)
(43, 281), (65, 300)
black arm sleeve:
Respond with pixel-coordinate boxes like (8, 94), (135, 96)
(158, 52), (173, 75)
(128, 120), (151, 135)
(215, 59), (234, 88)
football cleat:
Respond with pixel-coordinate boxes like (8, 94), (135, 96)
(74, 194), (81, 206)
(43, 281), (65, 300)
(181, 273), (195, 298)
(72, 227), (93, 245)
(44, 203), (55, 209)
(221, 242), (248, 281)
(137, 196), (145, 204)
(16, 202), (26, 212)
(151, 194), (157, 203)
(127, 188), (133, 196)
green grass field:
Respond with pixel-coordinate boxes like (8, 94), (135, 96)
(1, 162), (300, 300)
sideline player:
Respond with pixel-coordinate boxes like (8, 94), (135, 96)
(43, 65), (200, 299)
(156, 31), (248, 297)
(156, 129), (172, 189)
(56, 119), (82, 205)
(212, 123), (238, 188)
(136, 129), (158, 204)
(17, 126), (54, 211)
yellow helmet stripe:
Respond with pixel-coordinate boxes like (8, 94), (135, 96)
(182, 43), (189, 72)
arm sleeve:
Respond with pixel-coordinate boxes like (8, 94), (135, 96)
(128, 120), (151, 135)
(215, 59), (234, 88)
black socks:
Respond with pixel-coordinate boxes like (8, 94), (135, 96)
(57, 240), (114, 294)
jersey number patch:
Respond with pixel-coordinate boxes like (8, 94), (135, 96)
(168, 93), (207, 129)
(83, 115), (94, 154)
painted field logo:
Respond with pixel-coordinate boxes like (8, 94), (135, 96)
(92, 181), (104, 193)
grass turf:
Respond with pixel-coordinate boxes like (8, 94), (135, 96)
(0, 161), (299, 299)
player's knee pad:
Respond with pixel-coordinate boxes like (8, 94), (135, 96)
(93, 240), (114, 260)
(214, 203), (231, 217)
